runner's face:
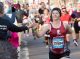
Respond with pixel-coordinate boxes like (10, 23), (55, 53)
(61, 8), (66, 14)
(52, 10), (60, 20)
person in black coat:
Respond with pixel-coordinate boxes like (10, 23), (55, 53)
(0, 2), (30, 59)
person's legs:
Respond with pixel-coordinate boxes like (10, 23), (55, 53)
(0, 41), (18, 59)
(44, 36), (49, 48)
(44, 33), (50, 47)
(32, 28), (37, 40)
(66, 34), (70, 42)
(60, 49), (70, 59)
(44, 37), (49, 45)
(65, 34), (71, 50)
(73, 22), (79, 46)
(76, 33), (79, 40)
(49, 51), (61, 59)
(64, 49), (70, 57)
(17, 23), (23, 46)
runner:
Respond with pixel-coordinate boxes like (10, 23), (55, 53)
(33, 7), (76, 59)
(60, 7), (72, 48)
(42, 8), (50, 47)
(71, 2), (80, 46)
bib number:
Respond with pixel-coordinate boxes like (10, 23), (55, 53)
(52, 37), (64, 48)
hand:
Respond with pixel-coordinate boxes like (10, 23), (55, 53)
(27, 20), (35, 28)
(28, 23), (33, 28)
(27, 20), (39, 29)
(33, 23), (39, 29)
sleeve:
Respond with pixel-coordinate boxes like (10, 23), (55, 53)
(7, 20), (28, 32)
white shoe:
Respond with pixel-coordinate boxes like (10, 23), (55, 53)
(46, 45), (48, 48)
(26, 34), (29, 36)
(73, 40), (78, 46)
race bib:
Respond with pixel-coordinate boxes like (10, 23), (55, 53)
(52, 37), (64, 49)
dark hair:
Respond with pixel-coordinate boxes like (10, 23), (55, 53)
(26, 3), (29, 6)
(12, 6), (16, 12)
(23, 13), (29, 17)
(62, 7), (66, 9)
(40, 2), (45, 5)
(50, 7), (61, 21)
(44, 8), (49, 13)
(61, 8), (69, 14)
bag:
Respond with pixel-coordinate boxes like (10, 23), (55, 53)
(8, 32), (19, 48)
(51, 37), (64, 54)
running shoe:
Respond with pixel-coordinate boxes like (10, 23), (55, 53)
(46, 45), (49, 48)
(73, 40), (78, 46)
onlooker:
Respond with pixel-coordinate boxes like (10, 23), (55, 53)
(0, 2), (29, 59)
(15, 3), (25, 23)
(14, 3), (26, 45)
(38, 2), (46, 15)
(22, 13), (32, 36)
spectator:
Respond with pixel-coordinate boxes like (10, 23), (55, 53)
(0, 2), (29, 59)
(15, 3), (25, 23)
(38, 2), (46, 15)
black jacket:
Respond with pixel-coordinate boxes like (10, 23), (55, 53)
(0, 17), (28, 40)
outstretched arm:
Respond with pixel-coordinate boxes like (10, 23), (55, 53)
(7, 20), (28, 32)
(33, 23), (50, 38)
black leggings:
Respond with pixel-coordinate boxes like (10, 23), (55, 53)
(49, 50), (70, 59)
(74, 21), (80, 33)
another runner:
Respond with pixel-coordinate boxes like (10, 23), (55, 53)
(33, 7), (76, 59)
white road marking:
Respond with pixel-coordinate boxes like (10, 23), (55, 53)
(23, 47), (29, 59)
